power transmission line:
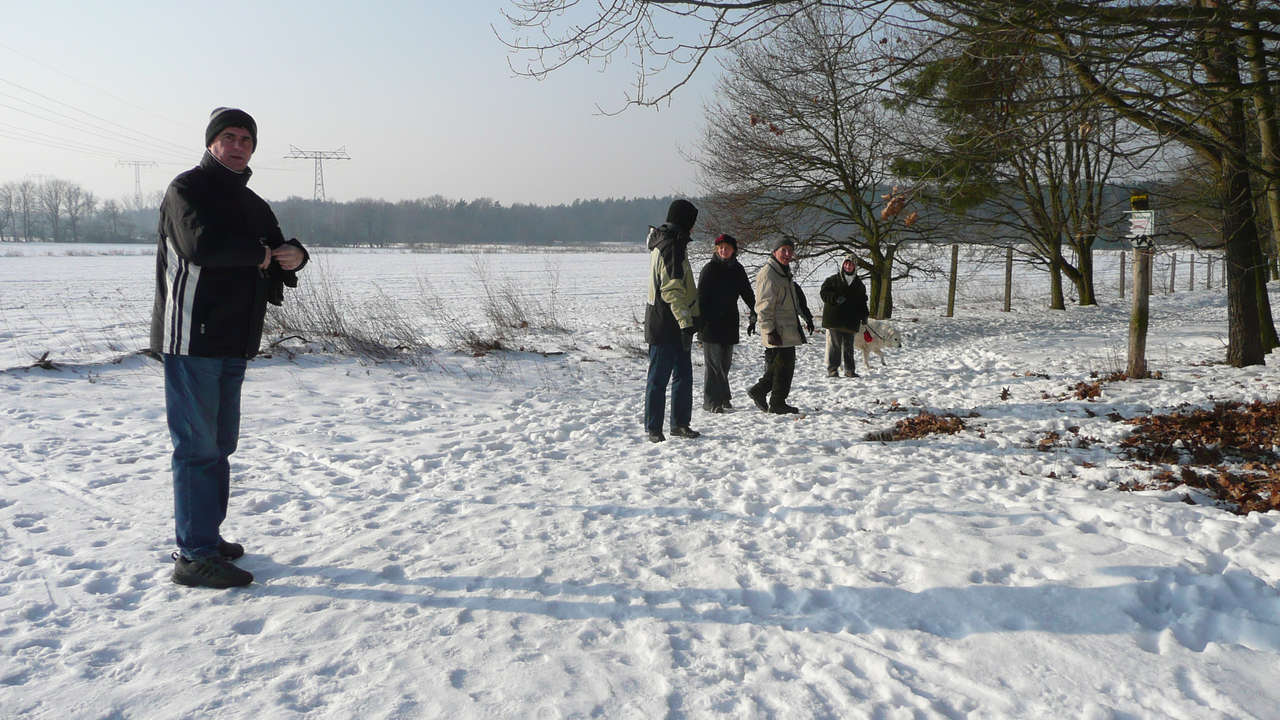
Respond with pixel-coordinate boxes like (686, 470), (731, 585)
(283, 145), (351, 201)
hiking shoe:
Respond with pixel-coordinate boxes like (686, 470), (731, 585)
(827, 369), (839, 377)
(844, 370), (859, 378)
(217, 539), (244, 560)
(647, 431), (666, 443)
(769, 404), (800, 415)
(748, 386), (769, 412)
(707, 405), (725, 414)
(671, 426), (701, 439)
(172, 553), (253, 588)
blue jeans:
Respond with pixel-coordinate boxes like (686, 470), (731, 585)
(164, 354), (247, 559)
(644, 342), (692, 434)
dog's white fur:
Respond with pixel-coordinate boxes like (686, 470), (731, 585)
(854, 318), (902, 367)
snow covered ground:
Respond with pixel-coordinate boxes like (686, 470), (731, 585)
(2, 243), (1278, 719)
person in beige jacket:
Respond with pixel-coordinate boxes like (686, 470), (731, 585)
(747, 238), (805, 414)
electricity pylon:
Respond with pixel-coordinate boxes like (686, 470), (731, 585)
(283, 146), (350, 202)
(117, 159), (157, 207)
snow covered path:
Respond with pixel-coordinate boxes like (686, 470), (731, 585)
(3, 261), (1280, 718)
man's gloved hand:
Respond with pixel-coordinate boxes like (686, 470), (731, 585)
(681, 327), (695, 352)
(747, 314), (757, 336)
(767, 330), (782, 346)
(806, 320), (815, 334)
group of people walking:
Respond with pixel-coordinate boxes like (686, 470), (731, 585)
(643, 199), (869, 443)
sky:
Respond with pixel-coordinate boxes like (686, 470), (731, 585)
(0, 1), (720, 206)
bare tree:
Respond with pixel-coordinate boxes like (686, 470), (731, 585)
(695, 8), (932, 318)
(99, 199), (122, 240)
(0, 183), (14, 241)
(63, 184), (96, 243)
(38, 179), (69, 242)
(16, 180), (37, 242)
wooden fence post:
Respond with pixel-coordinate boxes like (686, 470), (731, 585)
(946, 244), (959, 317)
(1002, 246), (1013, 312)
(1168, 253), (1177, 293)
(1128, 245), (1153, 378)
(1119, 250), (1126, 298)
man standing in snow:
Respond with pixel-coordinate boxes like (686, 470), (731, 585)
(819, 253), (869, 378)
(696, 233), (755, 413)
(151, 107), (308, 588)
(643, 199), (702, 442)
(748, 238), (806, 414)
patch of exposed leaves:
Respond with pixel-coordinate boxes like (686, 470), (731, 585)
(865, 410), (968, 442)
(1035, 426), (1097, 451)
(1058, 370), (1163, 401)
(1119, 400), (1280, 514)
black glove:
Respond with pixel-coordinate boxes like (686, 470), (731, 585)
(681, 327), (695, 351)
(767, 330), (781, 346)
(747, 314), (757, 336)
(806, 320), (815, 334)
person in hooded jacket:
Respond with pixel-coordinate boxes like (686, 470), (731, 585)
(748, 238), (806, 414)
(643, 199), (703, 442)
(697, 234), (756, 413)
(819, 253), (869, 378)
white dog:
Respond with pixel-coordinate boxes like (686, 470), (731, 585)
(854, 318), (902, 367)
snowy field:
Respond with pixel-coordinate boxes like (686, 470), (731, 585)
(2, 242), (1279, 719)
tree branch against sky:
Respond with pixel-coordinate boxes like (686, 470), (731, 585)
(503, 0), (1279, 366)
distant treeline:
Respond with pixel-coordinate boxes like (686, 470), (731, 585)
(272, 195), (680, 247)
(0, 178), (682, 247)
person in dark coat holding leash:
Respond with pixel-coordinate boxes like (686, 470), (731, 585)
(819, 253), (869, 377)
(644, 199), (702, 443)
(697, 234), (756, 413)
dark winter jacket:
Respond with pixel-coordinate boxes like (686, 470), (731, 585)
(819, 254), (869, 332)
(697, 254), (755, 345)
(794, 282), (814, 332)
(150, 152), (308, 358)
(644, 223), (700, 345)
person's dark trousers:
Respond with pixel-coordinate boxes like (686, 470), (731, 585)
(750, 346), (796, 408)
(826, 329), (857, 374)
(645, 342), (693, 434)
(164, 354), (247, 560)
(702, 341), (735, 410)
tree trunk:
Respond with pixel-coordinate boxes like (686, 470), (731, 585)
(871, 245), (896, 320)
(1189, 255), (1195, 291)
(1128, 247), (1152, 378)
(1071, 245), (1096, 305)
(946, 244), (959, 317)
(1049, 251), (1065, 310)
(1168, 253), (1177, 293)
(1207, 11), (1274, 364)
(1220, 134), (1267, 365)
(1003, 245), (1013, 312)
(1244, 0), (1280, 280)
